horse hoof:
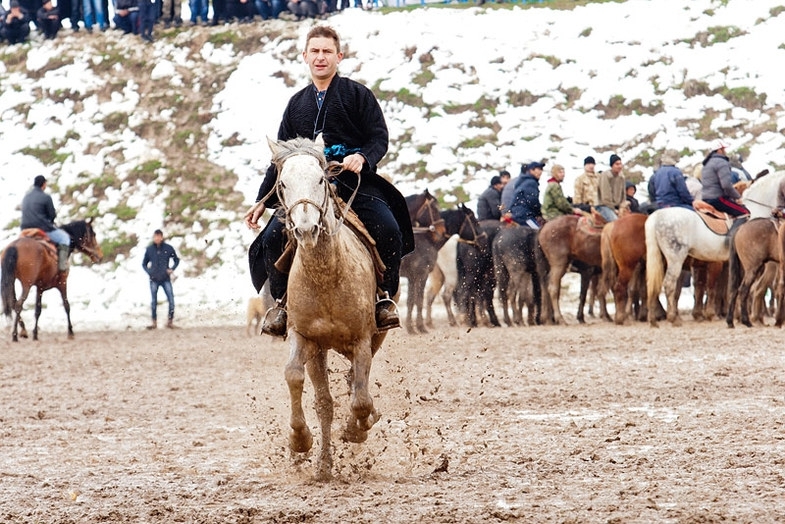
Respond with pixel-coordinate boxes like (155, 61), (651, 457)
(726, 322), (735, 329)
(342, 426), (368, 444)
(742, 321), (752, 328)
(289, 430), (313, 453)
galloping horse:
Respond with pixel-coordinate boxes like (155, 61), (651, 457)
(645, 207), (735, 327)
(400, 190), (447, 334)
(1, 219), (103, 342)
(537, 214), (610, 325)
(266, 135), (390, 480)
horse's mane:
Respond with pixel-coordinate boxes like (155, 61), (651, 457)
(61, 220), (89, 246)
(271, 137), (327, 171)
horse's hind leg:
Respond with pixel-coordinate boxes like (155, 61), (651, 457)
(285, 333), (314, 456)
(306, 349), (333, 481)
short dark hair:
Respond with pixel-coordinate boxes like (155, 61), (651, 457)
(153, 229), (164, 236)
(490, 175), (502, 186)
(499, 170), (510, 178)
(34, 175), (47, 188)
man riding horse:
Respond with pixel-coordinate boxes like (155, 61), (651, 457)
(244, 25), (414, 337)
(20, 175), (71, 272)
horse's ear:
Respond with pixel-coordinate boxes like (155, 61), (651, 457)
(314, 133), (325, 148)
(424, 188), (431, 197)
(267, 136), (281, 156)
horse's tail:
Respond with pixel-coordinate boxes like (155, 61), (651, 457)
(2, 246), (18, 318)
(645, 216), (665, 319)
(600, 224), (617, 297)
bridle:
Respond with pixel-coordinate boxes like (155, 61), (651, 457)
(456, 212), (487, 247)
(276, 154), (357, 238)
(411, 197), (445, 236)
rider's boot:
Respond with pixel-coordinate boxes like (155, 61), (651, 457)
(57, 244), (70, 272)
(375, 291), (400, 331)
(261, 300), (288, 338)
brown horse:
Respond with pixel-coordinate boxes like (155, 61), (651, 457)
(726, 217), (781, 328)
(601, 213), (667, 324)
(1, 219), (103, 342)
(537, 214), (610, 325)
(400, 190), (447, 334)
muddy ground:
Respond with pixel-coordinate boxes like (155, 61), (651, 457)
(1, 309), (784, 523)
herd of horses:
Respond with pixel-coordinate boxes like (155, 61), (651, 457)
(4, 134), (784, 480)
(403, 170), (785, 335)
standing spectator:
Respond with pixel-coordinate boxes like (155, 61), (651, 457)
(649, 149), (693, 210)
(56, 0), (83, 32)
(596, 153), (626, 222)
(476, 175), (504, 221)
(142, 229), (180, 329)
(138, 0), (155, 41)
(82, 0), (107, 31)
(37, 0), (61, 38)
(701, 139), (750, 217)
(113, 0), (139, 34)
(509, 161), (545, 229)
(160, 0), (182, 27)
(189, 0), (209, 24)
(211, 0), (229, 24)
(2, 1), (31, 44)
(573, 155), (599, 213)
(20, 176), (71, 272)
(542, 164), (580, 221)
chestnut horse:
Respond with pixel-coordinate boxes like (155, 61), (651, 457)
(537, 214), (610, 325)
(1, 219), (103, 342)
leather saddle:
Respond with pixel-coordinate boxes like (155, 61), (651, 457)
(692, 201), (734, 235)
(20, 228), (58, 257)
(577, 211), (606, 235)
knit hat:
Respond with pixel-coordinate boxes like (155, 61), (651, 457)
(9, 0), (20, 7)
(583, 156), (596, 166)
(609, 154), (622, 166)
(661, 149), (680, 166)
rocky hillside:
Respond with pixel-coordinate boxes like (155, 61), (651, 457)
(1, 0), (784, 328)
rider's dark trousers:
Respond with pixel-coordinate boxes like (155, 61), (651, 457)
(261, 191), (403, 302)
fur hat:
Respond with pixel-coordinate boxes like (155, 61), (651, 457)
(661, 149), (680, 166)
(583, 156), (596, 166)
(609, 154), (622, 166)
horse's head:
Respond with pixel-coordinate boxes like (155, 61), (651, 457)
(457, 203), (488, 250)
(269, 136), (331, 248)
(407, 190), (447, 243)
(62, 218), (103, 263)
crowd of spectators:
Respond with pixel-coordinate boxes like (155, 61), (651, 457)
(0, 0), (374, 45)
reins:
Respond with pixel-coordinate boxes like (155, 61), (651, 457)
(411, 197), (445, 235)
(456, 213), (487, 247)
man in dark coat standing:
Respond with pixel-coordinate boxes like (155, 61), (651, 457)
(244, 25), (414, 337)
(142, 229), (180, 329)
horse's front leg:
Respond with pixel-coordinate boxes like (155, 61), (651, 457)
(305, 348), (333, 481)
(57, 284), (73, 339)
(33, 288), (45, 341)
(548, 263), (568, 325)
(343, 340), (379, 443)
(285, 332), (314, 455)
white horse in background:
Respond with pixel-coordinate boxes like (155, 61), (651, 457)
(268, 135), (386, 481)
(742, 170), (785, 218)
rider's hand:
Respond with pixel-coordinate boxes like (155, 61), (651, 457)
(244, 201), (266, 230)
(342, 153), (364, 174)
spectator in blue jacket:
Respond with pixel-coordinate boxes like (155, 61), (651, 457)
(142, 229), (180, 329)
(649, 149), (694, 210)
(510, 161), (545, 229)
